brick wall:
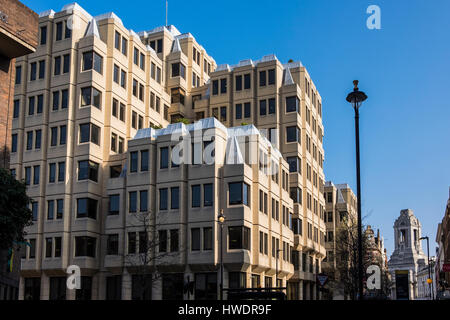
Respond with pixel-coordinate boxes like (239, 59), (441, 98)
(0, 0), (37, 169)
(0, 0), (39, 49)
(0, 56), (14, 168)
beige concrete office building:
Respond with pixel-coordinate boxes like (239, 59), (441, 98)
(322, 182), (357, 299)
(11, 3), (326, 299)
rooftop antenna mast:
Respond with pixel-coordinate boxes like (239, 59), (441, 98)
(165, 0), (168, 26)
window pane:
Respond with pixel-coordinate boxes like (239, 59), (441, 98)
(192, 185), (200, 208)
(191, 228), (200, 251)
(204, 184), (213, 207)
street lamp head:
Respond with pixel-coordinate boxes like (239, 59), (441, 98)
(346, 80), (367, 110)
(419, 236), (428, 240)
(218, 209), (225, 224)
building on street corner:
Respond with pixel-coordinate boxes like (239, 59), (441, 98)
(11, 2), (326, 300)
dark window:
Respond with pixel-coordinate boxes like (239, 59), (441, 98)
(229, 182), (250, 206)
(140, 190), (148, 212)
(128, 232), (136, 254)
(26, 131), (33, 150)
(120, 70), (126, 88)
(159, 188), (168, 210)
(212, 80), (218, 95)
(235, 104), (242, 119)
(33, 165), (40, 185)
(129, 191), (137, 213)
(81, 87), (101, 109)
(38, 60), (45, 79)
(79, 123), (100, 145)
(11, 134), (17, 153)
(82, 51), (103, 74)
(15, 65), (22, 84)
(31, 201), (38, 220)
(131, 274), (152, 300)
(48, 163), (56, 183)
(13, 99), (20, 118)
(171, 187), (179, 209)
(63, 54), (70, 73)
(170, 230), (179, 252)
(268, 69), (275, 85)
(49, 277), (66, 300)
(139, 232), (148, 253)
(52, 91), (59, 110)
(286, 156), (300, 173)
(75, 236), (96, 257)
(54, 237), (62, 257)
(61, 89), (68, 109)
(50, 127), (57, 146)
(76, 277), (92, 300)
(64, 20), (71, 38)
(107, 234), (119, 255)
(106, 276), (122, 300)
(204, 184), (213, 207)
(78, 160), (99, 182)
(286, 126), (300, 143)
(58, 162), (66, 182)
(47, 201), (54, 220)
(110, 165), (122, 178)
(35, 129), (41, 149)
(157, 39), (163, 53)
(229, 226), (251, 250)
(130, 151), (138, 172)
(259, 99), (267, 116)
(286, 96), (299, 113)
(290, 187), (302, 204)
(191, 228), (200, 251)
(76, 198), (98, 219)
(220, 78), (227, 94)
(203, 227), (212, 250)
(244, 102), (251, 118)
(195, 273), (217, 300)
(109, 194), (120, 215)
(54, 56), (61, 75)
(259, 70), (266, 86)
(28, 96), (35, 115)
(56, 199), (63, 219)
(158, 230), (167, 252)
(268, 98), (276, 114)
(160, 147), (168, 169)
(244, 74), (251, 89)
(192, 185), (200, 208)
(141, 150), (149, 171)
(60, 125), (66, 145)
(228, 272), (246, 289)
(122, 38), (128, 55)
(30, 62), (36, 81)
(235, 75), (242, 91)
(24, 277), (40, 300)
(28, 239), (36, 258)
(114, 31), (120, 50)
(36, 95), (43, 114)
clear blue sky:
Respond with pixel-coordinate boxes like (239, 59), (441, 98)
(22, 0), (450, 255)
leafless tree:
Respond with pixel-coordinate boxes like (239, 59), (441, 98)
(123, 210), (186, 300)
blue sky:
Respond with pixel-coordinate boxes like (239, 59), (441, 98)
(22, 0), (450, 255)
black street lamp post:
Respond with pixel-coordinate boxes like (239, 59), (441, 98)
(420, 236), (434, 300)
(346, 80), (367, 301)
(218, 209), (226, 300)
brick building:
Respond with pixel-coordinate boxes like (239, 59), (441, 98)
(0, 0), (37, 300)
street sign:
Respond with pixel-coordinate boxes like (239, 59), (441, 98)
(317, 274), (328, 287)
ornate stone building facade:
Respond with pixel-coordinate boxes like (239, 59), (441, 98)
(388, 209), (428, 300)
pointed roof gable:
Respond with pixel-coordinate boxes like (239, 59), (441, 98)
(84, 18), (100, 38)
